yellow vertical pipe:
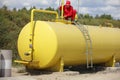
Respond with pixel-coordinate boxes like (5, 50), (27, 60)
(27, 9), (35, 61)
(61, 0), (64, 19)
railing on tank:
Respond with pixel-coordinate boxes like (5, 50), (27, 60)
(31, 9), (59, 22)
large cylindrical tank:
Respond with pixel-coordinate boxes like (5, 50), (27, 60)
(18, 21), (120, 71)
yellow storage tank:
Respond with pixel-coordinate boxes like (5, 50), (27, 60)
(17, 21), (120, 71)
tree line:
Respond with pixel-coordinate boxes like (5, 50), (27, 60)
(0, 6), (120, 60)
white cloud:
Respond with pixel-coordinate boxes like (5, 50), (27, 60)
(79, 7), (90, 14)
(114, 14), (120, 19)
(23, 3), (30, 7)
(41, 0), (49, 5)
(2, 0), (9, 5)
(106, 0), (120, 6)
(100, 6), (116, 12)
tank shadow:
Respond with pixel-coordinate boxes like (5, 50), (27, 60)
(25, 69), (53, 75)
(24, 65), (106, 75)
(65, 65), (106, 74)
(15, 63), (120, 76)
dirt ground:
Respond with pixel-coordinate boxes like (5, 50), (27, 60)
(0, 67), (120, 80)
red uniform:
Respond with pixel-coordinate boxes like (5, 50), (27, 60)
(59, 1), (76, 20)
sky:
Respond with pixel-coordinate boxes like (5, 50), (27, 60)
(0, 0), (120, 19)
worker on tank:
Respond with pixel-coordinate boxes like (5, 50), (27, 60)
(59, 0), (77, 21)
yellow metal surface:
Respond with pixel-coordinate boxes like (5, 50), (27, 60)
(55, 19), (72, 24)
(18, 21), (120, 71)
(27, 9), (59, 61)
(14, 60), (29, 65)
